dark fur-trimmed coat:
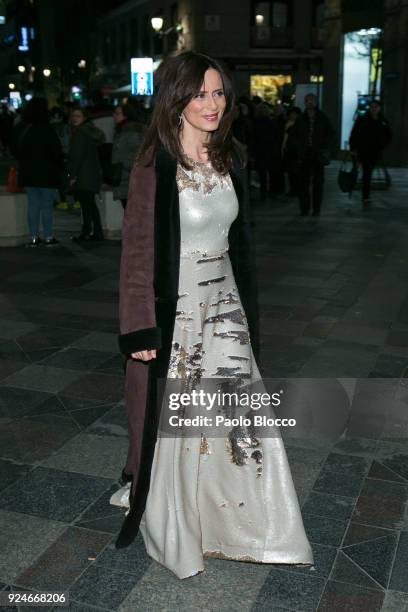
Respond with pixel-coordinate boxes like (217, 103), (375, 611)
(116, 146), (259, 547)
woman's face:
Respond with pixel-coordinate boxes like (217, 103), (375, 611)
(114, 106), (125, 124)
(182, 68), (226, 133)
(71, 110), (86, 127)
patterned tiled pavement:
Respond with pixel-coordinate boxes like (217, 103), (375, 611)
(0, 164), (407, 611)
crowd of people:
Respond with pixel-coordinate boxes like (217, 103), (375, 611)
(231, 92), (335, 214)
(3, 95), (146, 247)
(0, 88), (392, 248)
(231, 93), (391, 215)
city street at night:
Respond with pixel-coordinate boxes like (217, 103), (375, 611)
(1, 0), (408, 611)
(1, 169), (407, 611)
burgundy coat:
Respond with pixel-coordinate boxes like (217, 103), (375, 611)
(116, 147), (259, 547)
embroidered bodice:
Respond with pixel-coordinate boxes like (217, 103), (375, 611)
(176, 160), (238, 256)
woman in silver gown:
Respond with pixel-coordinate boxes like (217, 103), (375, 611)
(112, 51), (313, 579)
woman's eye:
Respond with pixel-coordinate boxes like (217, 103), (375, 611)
(195, 93), (206, 99)
(216, 91), (225, 97)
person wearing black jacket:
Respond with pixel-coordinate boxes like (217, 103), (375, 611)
(12, 98), (63, 247)
(349, 100), (392, 207)
(253, 103), (278, 199)
(68, 108), (105, 241)
(282, 106), (302, 196)
(291, 93), (334, 216)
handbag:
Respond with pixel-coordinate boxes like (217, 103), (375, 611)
(338, 159), (358, 196)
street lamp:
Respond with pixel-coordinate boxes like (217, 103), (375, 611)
(8, 83), (15, 90)
(78, 59), (86, 68)
(151, 16), (183, 37)
(151, 15), (183, 57)
(18, 65), (26, 73)
(151, 16), (164, 32)
(43, 68), (51, 77)
(255, 14), (264, 25)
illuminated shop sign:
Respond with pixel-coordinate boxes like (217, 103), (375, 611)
(130, 57), (153, 96)
(19, 27), (29, 51)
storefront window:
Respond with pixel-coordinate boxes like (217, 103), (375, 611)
(250, 74), (292, 104)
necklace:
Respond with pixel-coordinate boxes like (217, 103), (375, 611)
(184, 152), (210, 166)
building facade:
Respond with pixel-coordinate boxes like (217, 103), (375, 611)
(146, 0), (406, 164)
(149, 0), (326, 104)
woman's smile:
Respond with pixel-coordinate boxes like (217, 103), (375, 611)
(203, 113), (219, 122)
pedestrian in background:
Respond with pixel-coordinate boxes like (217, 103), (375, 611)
(291, 93), (334, 216)
(253, 103), (276, 199)
(12, 97), (63, 247)
(234, 98), (255, 185)
(50, 106), (71, 210)
(89, 93), (115, 188)
(68, 108), (105, 242)
(282, 106), (301, 196)
(111, 102), (145, 209)
(89, 91), (115, 144)
(270, 102), (286, 196)
(232, 101), (252, 150)
(349, 100), (392, 208)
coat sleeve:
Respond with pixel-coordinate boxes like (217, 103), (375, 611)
(118, 160), (162, 355)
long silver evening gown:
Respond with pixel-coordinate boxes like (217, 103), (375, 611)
(111, 159), (313, 579)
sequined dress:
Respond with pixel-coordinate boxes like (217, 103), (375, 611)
(111, 159), (313, 579)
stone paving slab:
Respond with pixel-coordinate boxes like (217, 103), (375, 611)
(0, 510), (66, 584)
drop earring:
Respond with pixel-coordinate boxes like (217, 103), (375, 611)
(178, 114), (183, 127)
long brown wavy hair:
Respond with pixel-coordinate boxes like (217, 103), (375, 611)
(139, 51), (243, 174)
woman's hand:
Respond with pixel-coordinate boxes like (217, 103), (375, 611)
(131, 350), (157, 361)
